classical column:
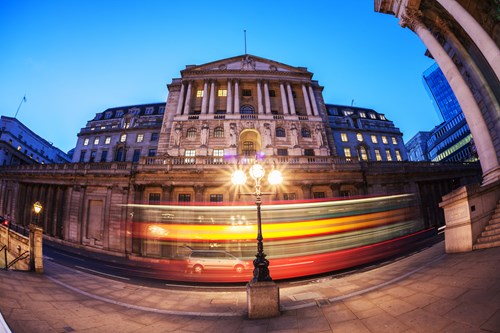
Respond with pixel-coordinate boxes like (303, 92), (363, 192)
(201, 80), (209, 114)
(175, 82), (186, 115)
(234, 80), (240, 113)
(257, 80), (264, 114)
(308, 85), (319, 116)
(263, 81), (271, 114)
(183, 81), (192, 115)
(435, 0), (500, 80)
(402, 9), (499, 185)
(286, 83), (296, 115)
(279, 82), (289, 114)
(302, 84), (312, 116)
(208, 80), (216, 114)
(227, 79), (233, 114)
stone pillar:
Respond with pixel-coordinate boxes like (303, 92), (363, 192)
(263, 81), (271, 114)
(435, 0), (500, 80)
(402, 9), (500, 185)
(286, 83), (296, 115)
(279, 82), (289, 114)
(194, 185), (204, 202)
(29, 224), (43, 273)
(201, 80), (209, 114)
(257, 80), (264, 114)
(208, 80), (216, 114)
(308, 85), (319, 116)
(183, 81), (192, 115)
(162, 185), (173, 202)
(227, 79), (233, 114)
(301, 184), (312, 199)
(234, 80), (240, 113)
(247, 281), (280, 319)
(302, 84), (312, 116)
(175, 82), (186, 115)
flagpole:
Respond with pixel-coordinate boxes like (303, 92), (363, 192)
(14, 95), (26, 118)
(244, 30), (247, 55)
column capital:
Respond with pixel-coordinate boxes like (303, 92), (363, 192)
(401, 8), (424, 31)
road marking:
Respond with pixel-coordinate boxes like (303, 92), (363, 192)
(74, 266), (130, 280)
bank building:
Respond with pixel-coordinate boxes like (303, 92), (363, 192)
(0, 54), (479, 258)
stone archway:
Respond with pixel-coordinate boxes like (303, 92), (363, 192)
(238, 129), (262, 157)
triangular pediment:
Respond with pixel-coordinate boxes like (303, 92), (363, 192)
(182, 54), (310, 75)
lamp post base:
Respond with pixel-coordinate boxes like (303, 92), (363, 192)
(246, 281), (280, 319)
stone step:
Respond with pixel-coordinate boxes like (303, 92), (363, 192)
(481, 228), (500, 237)
(476, 234), (500, 243)
(473, 239), (500, 250)
(485, 222), (500, 231)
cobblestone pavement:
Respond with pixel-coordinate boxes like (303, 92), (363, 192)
(1, 241), (499, 332)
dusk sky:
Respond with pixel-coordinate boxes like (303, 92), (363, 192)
(0, 1), (440, 154)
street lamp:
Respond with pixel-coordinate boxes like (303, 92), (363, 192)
(33, 201), (42, 226)
(232, 161), (283, 282)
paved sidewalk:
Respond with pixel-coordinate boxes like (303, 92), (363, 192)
(0, 241), (499, 332)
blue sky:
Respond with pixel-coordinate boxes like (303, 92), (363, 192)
(0, 1), (439, 153)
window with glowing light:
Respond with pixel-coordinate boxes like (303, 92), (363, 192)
(386, 149), (393, 161)
(214, 127), (224, 138)
(218, 89), (227, 97)
(341, 133), (348, 142)
(196, 90), (204, 98)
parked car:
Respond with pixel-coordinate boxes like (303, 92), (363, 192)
(187, 250), (251, 274)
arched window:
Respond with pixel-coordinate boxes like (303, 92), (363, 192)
(214, 127), (224, 138)
(276, 127), (286, 137)
(356, 133), (363, 142)
(186, 128), (197, 138)
(301, 128), (311, 138)
(240, 105), (255, 114)
(242, 141), (256, 156)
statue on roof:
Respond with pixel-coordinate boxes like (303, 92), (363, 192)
(241, 55), (255, 70)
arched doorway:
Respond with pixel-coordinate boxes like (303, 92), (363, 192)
(238, 129), (262, 158)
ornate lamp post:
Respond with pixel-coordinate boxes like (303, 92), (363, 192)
(33, 201), (43, 227)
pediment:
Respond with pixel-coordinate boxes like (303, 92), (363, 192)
(182, 54), (310, 75)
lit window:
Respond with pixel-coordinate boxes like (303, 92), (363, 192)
(374, 149), (382, 161)
(382, 136), (388, 144)
(196, 90), (204, 98)
(213, 149), (224, 163)
(184, 149), (195, 164)
(380, 115), (386, 120)
(386, 149), (393, 161)
(83, 138), (89, 146)
(150, 133), (159, 142)
(371, 135), (378, 143)
(359, 112), (366, 118)
(395, 150), (402, 161)
(105, 136), (111, 144)
(93, 137), (100, 145)
(356, 133), (363, 142)
(136, 134), (144, 143)
(391, 137), (397, 145)
(369, 113), (376, 119)
(218, 89), (227, 97)
(343, 110), (353, 116)
(276, 127), (286, 137)
(210, 194), (224, 203)
(120, 134), (127, 142)
(187, 128), (197, 138)
(145, 107), (154, 115)
(100, 126), (106, 130)
(341, 133), (348, 142)
(344, 148), (351, 159)
(360, 147), (368, 160)
(214, 127), (224, 138)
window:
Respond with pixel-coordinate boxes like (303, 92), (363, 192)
(149, 193), (161, 204)
(159, 106), (165, 114)
(242, 141), (255, 157)
(371, 135), (378, 144)
(214, 127), (224, 138)
(301, 128), (311, 138)
(93, 137), (100, 145)
(196, 90), (204, 98)
(218, 89), (227, 97)
(269, 90), (276, 97)
(356, 133), (363, 142)
(116, 110), (124, 117)
(369, 113), (377, 119)
(89, 151), (96, 162)
(284, 193), (296, 200)
(105, 112), (112, 119)
(386, 149), (393, 161)
(395, 150), (402, 161)
(133, 149), (141, 162)
(359, 147), (368, 161)
(185, 149), (195, 164)
(150, 133), (159, 142)
(380, 115), (386, 120)
(343, 110), (353, 116)
(178, 194), (191, 203)
(374, 149), (382, 161)
(123, 119), (131, 129)
(344, 148), (351, 159)
(100, 150), (108, 162)
(382, 136), (388, 144)
(83, 138), (89, 146)
(120, 134), (127, 142)
(313, 192), (325, 199)
(240, 105), (255, 114)
(148, 149), (157, 157)
(210, 194), (223, 203)
(391, 137), (397, 145)
(79, 151), (86, 162)
(276, 127), (286, 137)
(187, 128), (197, 139)
(304, 149), (315, 156)
(277, 148), (288, 156)
(292, 91), (297, 98)
(359, 112), (366, 118)
(136, 134), (144, 143)
(213, 149), (224, 163)
(115, 147), (124, 161)
(341, 133), (348, 142)
(242, 89), (252, 96)
(145, 107), (154, 115)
